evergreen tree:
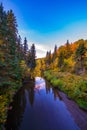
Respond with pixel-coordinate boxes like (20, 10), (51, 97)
(65, 40), (72, 58)
(75, 42), (86, 73)
(48, 50), (51, 65)
(52, 45), (57, 62)
(7, 9), (18, 56)
(28, 44), (36, 69)
(0, 3), (8, 78)
(23, 37), (28, 61)
(27, 50), (31, 67)
(58, 51), (64, 68)
(45, 51), (51, 67)
(16, 35), (22, 60)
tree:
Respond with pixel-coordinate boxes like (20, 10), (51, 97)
(16, 35), (22, 60)
(52, 45), (57, 62)
(23, 37), (28, 61)
(7, 9), (18, 56)
(28, 44), (36, 69)
(58, 51), (64, 68)
(75, 42), (86, 74)
(45, 50), (51, 67)
(0, 3), (8, 78)
(65, 40), (72, 58)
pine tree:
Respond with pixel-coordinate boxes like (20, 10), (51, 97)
(27, 50), (31, 67)
(7, 9), (18, 56)
(28, 44), (36, 69)
(52, 45), (57, 62)
(0, 3), (8, 78)
(16, 35), (22, 60)
(75, 42), (86, 73)
(58, 51), (64, 68)
(65, 40), (72, 58)
(45, 51), (51, 67)
(23, 37), (28, 61)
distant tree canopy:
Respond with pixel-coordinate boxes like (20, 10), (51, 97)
(44, 39), (87, 74)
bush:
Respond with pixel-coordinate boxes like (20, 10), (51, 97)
(76, 99), (87, 110)
(51, 78), (63, 88)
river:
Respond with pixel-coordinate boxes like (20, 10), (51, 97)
(5, 77), (80, 130)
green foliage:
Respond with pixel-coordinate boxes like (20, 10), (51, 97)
(76, 99), (87, 110)
(44, 71), (53, 81)
(51, 78), (63, 88)
(44, 71), (63, 88)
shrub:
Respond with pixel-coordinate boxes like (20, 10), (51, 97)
(51, 78), (63, 88)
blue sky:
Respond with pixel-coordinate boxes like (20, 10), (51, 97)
(1, 0), (87, 58)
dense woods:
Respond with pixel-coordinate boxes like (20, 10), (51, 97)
(0, 3), (36, 125)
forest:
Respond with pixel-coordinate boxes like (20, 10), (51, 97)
(0, 2), (87, 129)
(0, 3), (36, 125)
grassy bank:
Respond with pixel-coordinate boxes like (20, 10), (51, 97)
(44, 70), (87, 110)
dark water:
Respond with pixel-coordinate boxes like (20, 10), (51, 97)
(5, 77), (80, 130)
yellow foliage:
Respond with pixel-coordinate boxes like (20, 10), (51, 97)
(0, 40), (3, 45)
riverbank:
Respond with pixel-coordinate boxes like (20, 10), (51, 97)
(59, 91), (87, 130)
(44, 70), (87, 110)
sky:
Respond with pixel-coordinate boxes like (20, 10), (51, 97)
(1, 0), (87, 58)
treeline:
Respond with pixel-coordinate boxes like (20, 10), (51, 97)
(0, 3), (36, 124)
(45, 39), (87, 74)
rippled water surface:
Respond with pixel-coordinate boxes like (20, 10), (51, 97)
(5, 77), (80, 130)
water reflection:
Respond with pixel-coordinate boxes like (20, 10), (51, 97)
(5, 77), (80, 130)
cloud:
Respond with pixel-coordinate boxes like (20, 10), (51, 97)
(31, 43), (53, 58)
(19, 29), (54, 58)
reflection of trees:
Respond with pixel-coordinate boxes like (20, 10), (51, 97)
(52, 88), (59, 100)
(25, 79), (35, 106)
(5, 78), (35, 130)
(52, 88), (62, 101)
(45, 79), (62, 101)
(5, 87), (26, 130)
(45, 80), (51, 94)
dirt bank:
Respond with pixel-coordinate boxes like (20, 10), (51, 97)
(59, 91), (87, 130)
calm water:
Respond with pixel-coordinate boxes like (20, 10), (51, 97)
(5, 77), (80, 130)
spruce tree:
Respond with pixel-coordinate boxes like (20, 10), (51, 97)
(75, 42), (86, 73)
(7, 9), (18, 56)
(58, 51), (64, 68)
(28, 44), (36, 70)
(65, 40), (72, 58)
(0, 3), (8, 78)
(52, 45), (57, 62)
(23, 37), (28, 61)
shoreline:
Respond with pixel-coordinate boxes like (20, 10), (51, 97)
(59, 91), (87, 130)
